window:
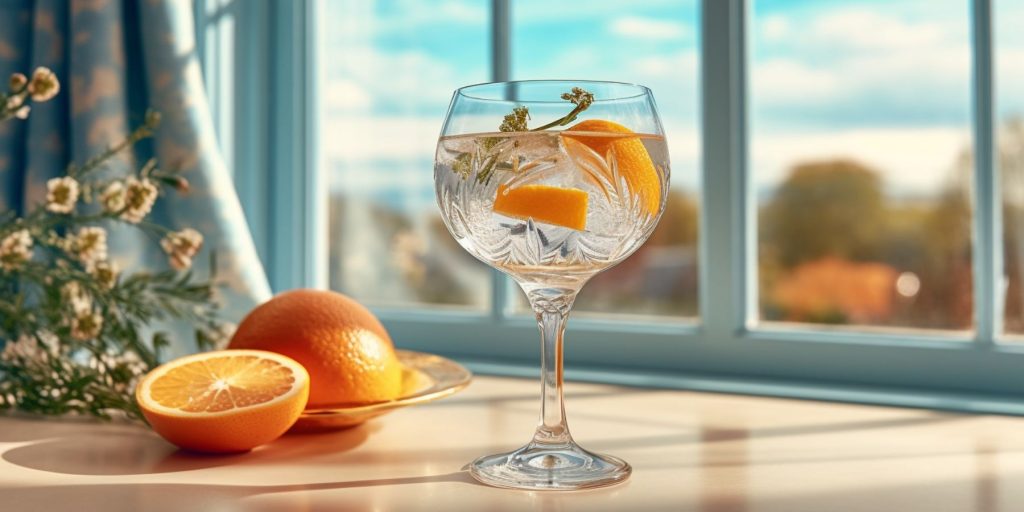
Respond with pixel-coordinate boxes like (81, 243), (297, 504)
(751, 1), (974, 332)
(510, 0), (701, 318)
(319, 0), (491, 310)
(996, 0), (1024, 336)
(201, 0), (1024, 413)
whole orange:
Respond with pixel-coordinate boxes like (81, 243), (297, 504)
(228, 289), (403, 407)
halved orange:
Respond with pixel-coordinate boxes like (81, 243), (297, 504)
(563, 119), (662, 216)
(493, 184), (589, 231)
(136, 349), (310, 453)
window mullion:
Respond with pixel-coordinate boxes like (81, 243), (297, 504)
(265, 0), (318, 291)
(491, 0), (510, 83)
(700, 0), (748, 338)
(971, 0), (1002, 345)
(490, 0), (512, 320)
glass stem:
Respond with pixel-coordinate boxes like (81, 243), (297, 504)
(526, 287), (578, 447)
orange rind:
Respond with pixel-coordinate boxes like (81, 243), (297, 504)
(493, 184), (589, 231)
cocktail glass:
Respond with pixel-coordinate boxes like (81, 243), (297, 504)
(434, 80), (670, 490)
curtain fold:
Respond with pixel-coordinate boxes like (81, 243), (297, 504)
(0, 0), (270, 351)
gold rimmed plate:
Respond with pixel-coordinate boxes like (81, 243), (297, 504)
(291, 350), (472, 431)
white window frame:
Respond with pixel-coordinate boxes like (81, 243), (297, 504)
(196, 0), (1024, 415)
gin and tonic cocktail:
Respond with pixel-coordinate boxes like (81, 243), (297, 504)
(434, 80), (670, 490)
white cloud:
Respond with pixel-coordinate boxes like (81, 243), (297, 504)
(753, 44), (971, 109)
(751, 8), (971, 110)
(997, 48), (1024, 113)
(632, 50), (698, 77)
(515, 0), (697, 24)
(751, 127), (971, 193)
(323, 80), (374, 112)
(753, 58), (841, 104)
(809, 8), (948, 51)
(436, 0), (487, 24)
(323, 115), (441, 162)
(661, 124), (700, 191)
(328, 46), (469, 114)
(609, 16), (688, 41)
(761, 15), (790, 42)
(323, 0), (486, 32)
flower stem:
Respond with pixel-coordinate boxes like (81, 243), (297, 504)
(530, 103), (590, 132)
(72, 110), (161, 180)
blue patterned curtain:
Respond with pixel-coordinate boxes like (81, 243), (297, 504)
(0, 0), (270, 350)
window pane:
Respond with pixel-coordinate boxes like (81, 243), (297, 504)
(751, 1), (973, 331)
(320, 0), (491, 309)
(511, 0), (701, 318)
(997, 0), (1024, 335)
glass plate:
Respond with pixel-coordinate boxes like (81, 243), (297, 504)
(292, 350), (472, 431)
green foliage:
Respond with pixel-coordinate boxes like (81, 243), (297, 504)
(0, 71), (227, 421)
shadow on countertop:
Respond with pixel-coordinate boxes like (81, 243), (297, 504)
(2, 471), (484, 512)
(1, 417), (378, 476)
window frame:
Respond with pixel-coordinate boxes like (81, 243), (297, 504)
(198, 0), (1024, 415)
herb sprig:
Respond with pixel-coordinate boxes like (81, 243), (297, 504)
(453, 87), (595, 184)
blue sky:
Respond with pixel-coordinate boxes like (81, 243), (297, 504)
(319, 0), (1024, 210)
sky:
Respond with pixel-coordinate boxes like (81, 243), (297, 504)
(319, 0), (1024, 212)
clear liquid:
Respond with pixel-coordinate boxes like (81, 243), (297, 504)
(435, 130), (670, 287)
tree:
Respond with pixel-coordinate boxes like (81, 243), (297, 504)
(761, 159), (886, 268)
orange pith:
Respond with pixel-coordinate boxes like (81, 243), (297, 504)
(563, 119), (662, 216)
(228, 289), (404, 408)
(493, 184), (589, 231)
(136, 349), (309, 453)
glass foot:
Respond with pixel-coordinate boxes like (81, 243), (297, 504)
(469, 441), (631, 491)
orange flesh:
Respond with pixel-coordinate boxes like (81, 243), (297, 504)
(149, 355), (296, 413)
(493, 184), (589, 231)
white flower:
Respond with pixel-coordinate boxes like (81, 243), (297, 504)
(72, 226), (108, 269)
(62, 280), (92, 315)
(36, 331), (59, 355)
(160, 228), (203, 270)
(0, 229), (33, 271)
(5, 95), (22, 110)
(27, 66), (59, 102)
(1, 334), (45, 363)
(89, 260), (118, 289)
(111, 351), (147, 378)
(120, 177), (157, 223)
(14, 105), (29, 119)
(100, 181), (126, 213)
(45, 176), (79, 214)
(71, 312), (103, 341)
(0, 331), (58, 362)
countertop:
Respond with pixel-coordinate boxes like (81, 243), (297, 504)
(3, 375), (1024, 511)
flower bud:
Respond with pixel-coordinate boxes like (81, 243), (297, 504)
(9, 72), (27, 91)
(174, 177), (190, 194)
